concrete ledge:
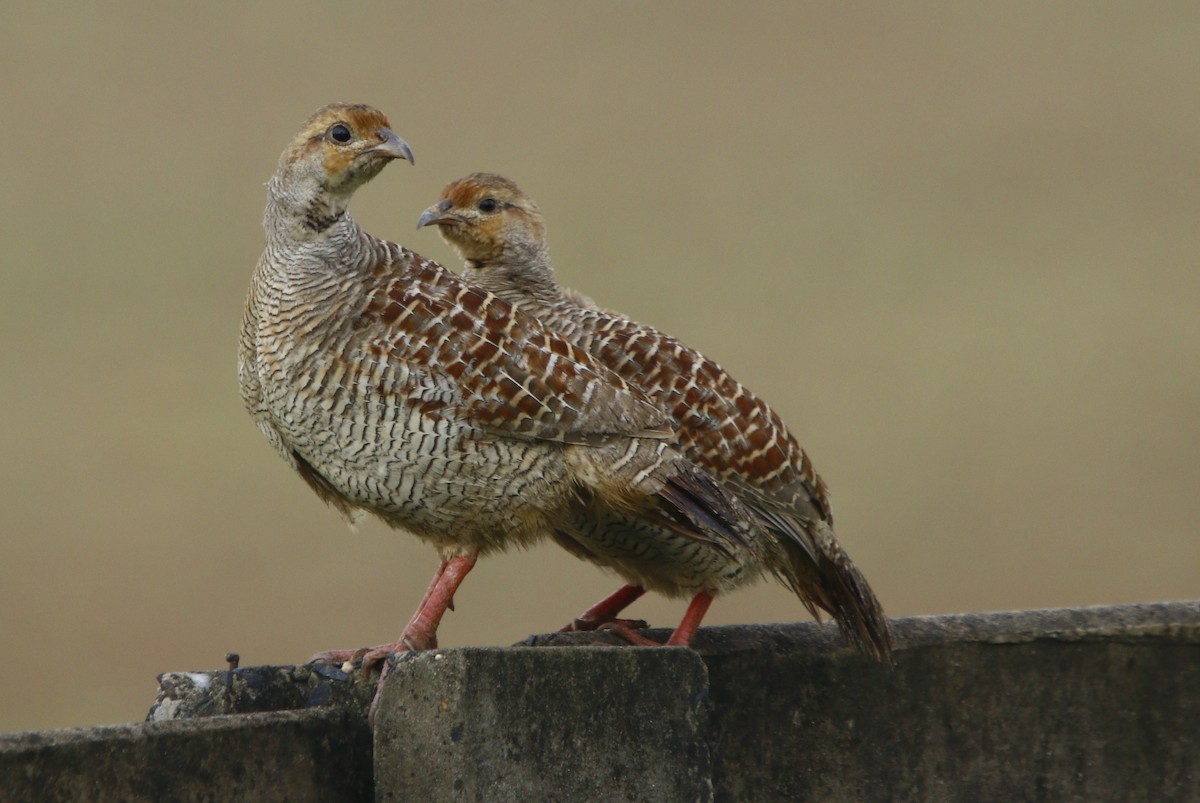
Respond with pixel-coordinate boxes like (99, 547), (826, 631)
(374, 648), (711, 801)
(2, 602), (1197, 801)
(526, 597), (1200, 652)
(720, 604), (1199, 802)
(0, 709), (371, 803)
(532, 601), (1200, 802)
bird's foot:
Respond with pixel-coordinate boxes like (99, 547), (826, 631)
(558, 585), (647, 633)
(308, 632), (437, 728)
(596, 621), (665, 646)
(307, 647), (371, 671)
(307, 632), (435, 675)
(560, 615), (650, 633)
(307, 645), (397, 674)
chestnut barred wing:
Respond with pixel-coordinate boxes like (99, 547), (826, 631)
(361, 253), (672, 447)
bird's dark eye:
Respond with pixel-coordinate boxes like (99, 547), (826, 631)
(478, 198), (498, 213)
(329, 124), (352, 143)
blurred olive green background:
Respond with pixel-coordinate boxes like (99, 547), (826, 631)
(2, 3), (1197, 734)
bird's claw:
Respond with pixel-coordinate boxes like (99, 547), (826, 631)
(560, 616), (650, 633)
(596, 621), (664, 646)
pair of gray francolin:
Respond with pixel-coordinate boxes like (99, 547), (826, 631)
(239, 103), (893, 721)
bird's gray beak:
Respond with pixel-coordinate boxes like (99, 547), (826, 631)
(417, 199), (455, 229)
(373, 128), (415, 165)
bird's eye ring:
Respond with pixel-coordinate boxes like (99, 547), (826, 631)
(329, 124), (352, 144)
(478, 198), (498, 213)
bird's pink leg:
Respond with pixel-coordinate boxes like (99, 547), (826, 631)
(602, 591), (714, 647)
(393, 552), (478, 651)
(307, 556), (448, 662)
(365, 553), (478, 725)
(560, 584), (648, 632)
(308, 550), (477, 670)
(665, 591), (713, 646)
(305, 552), (479, 727)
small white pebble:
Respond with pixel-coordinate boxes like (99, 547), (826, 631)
(184, 672), (211, 690)
(341, 661), (355, 673)
(433, 652), (444, 661)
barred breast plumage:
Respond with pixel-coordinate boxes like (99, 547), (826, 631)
(240, 107), (772, 721)
(418, 172), (893, 661)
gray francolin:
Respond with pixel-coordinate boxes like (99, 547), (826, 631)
(239, 105), (777, 719)
(418, 172), (894, 662)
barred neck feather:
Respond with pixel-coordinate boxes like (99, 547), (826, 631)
(264, 172), (356, 243)
(465, 241), (566, 309)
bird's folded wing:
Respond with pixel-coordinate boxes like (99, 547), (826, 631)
(359, 251), (673, 446)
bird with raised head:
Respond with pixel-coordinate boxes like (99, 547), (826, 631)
(418, 172), (894, 662)
(240, 106), (770, 721)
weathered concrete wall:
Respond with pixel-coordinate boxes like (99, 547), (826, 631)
(2, 602), (1197, 802)
(0, 709), (371, 803)
(532, 601), (1200, 802)
(374, 648), (712, 801)
(701, 605), (1199, 802)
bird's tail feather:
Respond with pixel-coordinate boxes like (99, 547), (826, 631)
(755, 504), (894, 664)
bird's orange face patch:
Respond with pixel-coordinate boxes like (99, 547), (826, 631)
(284, 103), (396, 180)
(321, 107), (393, 178)
(440, 173), (522, 213)
(429, 173), (544, 261)
(440, 182), (489, 214)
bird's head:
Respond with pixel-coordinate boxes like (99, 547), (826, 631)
(269, 103), (414, 232)
(417, 173), (545, 265)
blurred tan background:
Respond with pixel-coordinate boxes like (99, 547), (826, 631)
(2, 3), (1197, 734)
